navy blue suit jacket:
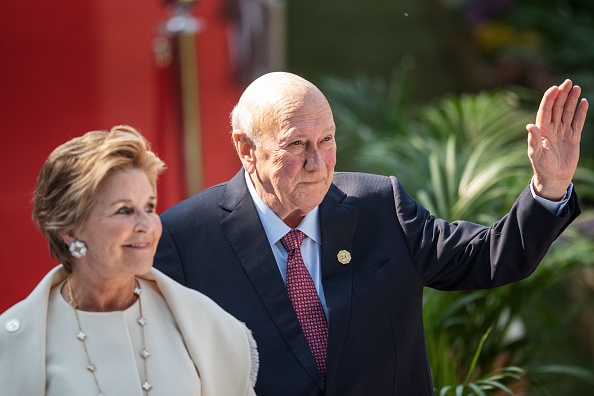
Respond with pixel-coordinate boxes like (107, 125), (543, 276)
(154, 170), (579, 395)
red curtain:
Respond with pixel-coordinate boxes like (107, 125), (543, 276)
(0, 0), (242, 312)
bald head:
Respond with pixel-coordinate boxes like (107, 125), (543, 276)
(231, 72), (331, 146)
(230, 71), (337, 227)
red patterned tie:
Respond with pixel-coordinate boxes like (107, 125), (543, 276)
(281, 229), (328, 378)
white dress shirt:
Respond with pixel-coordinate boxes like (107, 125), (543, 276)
(530, 178), (573, 216)
(245, 171), (328, 316)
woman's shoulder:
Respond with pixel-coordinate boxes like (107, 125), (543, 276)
(0, 298), (29, 339)
(0, 267), (66, 394)
(139, 268), (259, 391)
(1, 266), (66, 332)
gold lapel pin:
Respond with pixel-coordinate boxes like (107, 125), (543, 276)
(337, 250), (351, 264)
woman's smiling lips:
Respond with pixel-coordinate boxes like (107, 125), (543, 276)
(125, 242), (152, 249)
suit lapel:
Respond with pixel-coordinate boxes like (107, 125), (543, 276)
(319, 184), (358, 386)
(219, 171), (325, 390)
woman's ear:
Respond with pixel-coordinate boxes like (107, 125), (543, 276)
(59, 229), (76, 247)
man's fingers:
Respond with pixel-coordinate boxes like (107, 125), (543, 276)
(571, 98), (589, 135)
(526, 123), (541, 157)
(561, 85), (582, 125)
(536, 85), (559, 127)
(552, 79), (572, 124)
(526, 123), (541, 138)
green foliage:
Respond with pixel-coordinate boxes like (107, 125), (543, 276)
(507, 1), (594, 71)
(470, 0), (594, 179)
(326, 70), (533, 224)
(322, 71), (594, 395)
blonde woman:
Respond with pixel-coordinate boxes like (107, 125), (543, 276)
(0, 126), (258, 395)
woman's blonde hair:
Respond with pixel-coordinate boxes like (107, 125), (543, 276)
(32, 125), (165, 272)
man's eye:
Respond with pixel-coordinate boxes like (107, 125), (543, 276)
(291, 141), (302, 146)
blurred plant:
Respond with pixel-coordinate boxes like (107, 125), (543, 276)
(503, 1), (594, 185)
(322, 70), (594, 395)
(456, 0), (594, 192)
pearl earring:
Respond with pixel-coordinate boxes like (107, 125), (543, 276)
(69, 240), (87, 258)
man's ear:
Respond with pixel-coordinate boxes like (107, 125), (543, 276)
(232, 130), (256, 173)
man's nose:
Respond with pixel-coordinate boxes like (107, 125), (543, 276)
(304, 147), (323, 171)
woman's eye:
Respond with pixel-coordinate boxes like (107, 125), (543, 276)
(116, 207), (133, 215)
(145, 203), (156, 213)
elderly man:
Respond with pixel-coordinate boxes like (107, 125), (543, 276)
(154, 72), (587, 395)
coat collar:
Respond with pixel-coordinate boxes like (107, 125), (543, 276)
(319, 183), (358, 388)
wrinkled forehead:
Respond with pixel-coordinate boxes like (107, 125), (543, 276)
(268, 94), (333, 142)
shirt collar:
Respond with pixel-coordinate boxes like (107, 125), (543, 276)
(244, 170), (320, 246)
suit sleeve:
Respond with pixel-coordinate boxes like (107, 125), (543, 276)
(391, 177), (581, 290)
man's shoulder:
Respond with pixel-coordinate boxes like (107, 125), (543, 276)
(160, 181), (229, 219)
(160, 170), (246, 221)
(332, 172), (394, 196)
(333, 171), (390, 182)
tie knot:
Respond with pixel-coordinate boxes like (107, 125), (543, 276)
(281, 229), (305, 252)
